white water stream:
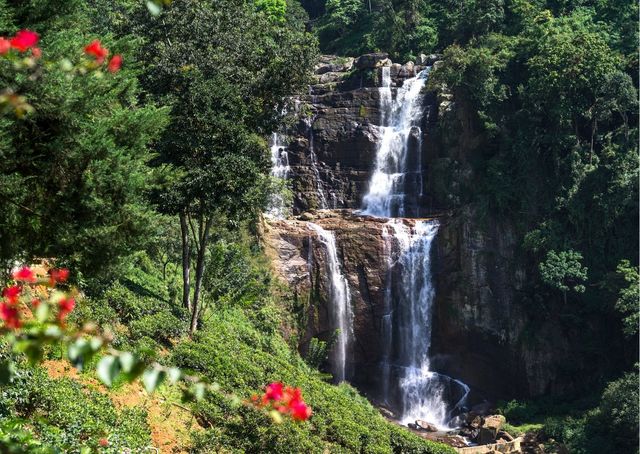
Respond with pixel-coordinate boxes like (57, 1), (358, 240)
(308, 222), (352, 382)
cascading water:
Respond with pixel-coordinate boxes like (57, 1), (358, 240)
(384, 220), (469, 428)
(266, 132), (290, 218)
(361, 68), (430, 218)
(363, 67), (469, 429)
(308, 223), (352, 382)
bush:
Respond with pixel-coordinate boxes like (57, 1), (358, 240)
(0, 366), (151, 451)
(171, 308), (455, 454)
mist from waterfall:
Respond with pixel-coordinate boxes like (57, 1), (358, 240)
(361, 68), (430, 218)
(308, 223), (352, 382)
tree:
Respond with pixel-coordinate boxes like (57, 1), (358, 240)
(539, 250), (588, 304)
(613, 260), (639, 337)
(0, 1), (168, 280)
(136, 0), (316, 333)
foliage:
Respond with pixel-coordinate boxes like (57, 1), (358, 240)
(0, 365), (151, 451)
(0, 2), (169, 279)
(129, 0), (317, 331)
(171, 307), (454, 453)
(543, 371), (639, 454)
(539, 250), (588, 295)
(612, 259), (639, 336)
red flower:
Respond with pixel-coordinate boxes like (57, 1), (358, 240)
(10, 30), (39, 52)
(58, 297), (75, 321)
(0, 37), (10, 55)
(84, 39), (109, 64)
(0, 303), (21, 329)
(98, 438), (109, 447)
(31, 298), (40, 309)
(290, 401), (312, 421)
(264, 382), (284, 402)
(13, 267), (36, 283)
(2, 285), (21, 304)
(31, 47), (41, 59)
(107, 54), (122, 73)
(49, 268), (70, 285)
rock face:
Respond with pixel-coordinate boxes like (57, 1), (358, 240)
(265, 209), (440, 394)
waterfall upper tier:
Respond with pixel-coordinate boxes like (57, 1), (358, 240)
(274, 55), (440, 215)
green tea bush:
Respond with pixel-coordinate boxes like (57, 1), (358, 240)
(0, 366), (151, 451)
(171, 308), (456, 454)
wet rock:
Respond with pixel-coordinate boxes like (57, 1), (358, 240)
(315, 55), (354, 74)
(378, 407), (396, 419)
(438, 435), (468, 448)
(416, 53), (428, 65)
(478, 415), (506, 444)
(469, 415), (483, 429)
(415, 420), (438, 432)
(390, 63), (402, 78)
(497, 430), (514, 442)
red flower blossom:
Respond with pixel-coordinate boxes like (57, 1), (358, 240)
(2, 285), (21, 304)
(10, 30), (39, 52)
(290, 401), (312, 421)
(84, 39), (109, 64)
(58, 297), (75, 321)
(31, 47), (41, 59)
(98, 438), (109, 447)
(31, 298), (40, 309)
(13, 267), (36, 283)
(0, 37), (10, 55)
(264, 382), (284, 402)
(0, 303), (21, 329)
(107, 54), (122, 73)
(256, 383), (312, 421)
(49, 268), (70, 285)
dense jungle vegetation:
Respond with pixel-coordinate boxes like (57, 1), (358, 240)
(0, 0), (637, 452)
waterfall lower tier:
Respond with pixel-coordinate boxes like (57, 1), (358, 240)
(381, 219), (468, 429)
(308, 222), (352, 382)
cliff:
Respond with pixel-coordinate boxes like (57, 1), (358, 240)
(265, 54), (580, 408)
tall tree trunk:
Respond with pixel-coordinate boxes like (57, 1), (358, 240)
(180, 212), (191, 312)
(190, 217), (212, 334)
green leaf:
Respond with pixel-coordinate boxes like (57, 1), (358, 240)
(167, 367), (182, 385)
(193, 382), (207, 401)
(89, 337), (103, 352)
(142, 367), (165, 393)
(96, 355), (120, 387)
(146, 0), (162, 16)
(35, 302), (50, 323)
(118, 352), (136, 373)
(44, 325), (62, 338)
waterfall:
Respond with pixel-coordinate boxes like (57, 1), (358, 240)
(308, 223), (352, 382)
(384, 220), (469, 428)
(362, 68), (469, 429)
(266, 132), (290, 218)
(361, 68), (430, 218)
